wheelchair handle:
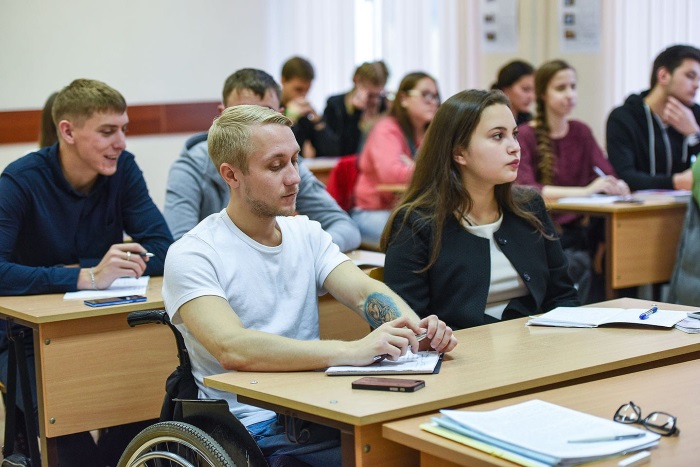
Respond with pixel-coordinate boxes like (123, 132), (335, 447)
(127, 309), (169, 327)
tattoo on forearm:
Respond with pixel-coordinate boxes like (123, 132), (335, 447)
(364, 292), (401, 328)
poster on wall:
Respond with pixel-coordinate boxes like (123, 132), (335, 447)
(559, 0), (600, 53)
(480, 0), (519, 53)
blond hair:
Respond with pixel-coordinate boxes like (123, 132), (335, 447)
(208, 105), (292, 173)
(52, 79), (126, 127)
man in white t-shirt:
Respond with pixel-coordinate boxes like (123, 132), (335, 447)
(163, 104), (457, 466)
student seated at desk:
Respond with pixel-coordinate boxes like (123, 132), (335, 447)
(323, 60), (390, 156)
(162, 105), (457, 467)
(352, 71), (439, 249)
(164, 68), (361, 252)
(516, 59), (629, 303)
(0, 79), (173, 466)
(669, 161), (700, 305)
(382, 89), (580, 330)
(491, 59), (535, 126)
(606, 44), (700, 191)
(280, 56), (339, 158)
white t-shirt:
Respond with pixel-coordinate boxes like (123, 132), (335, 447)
(163, 210), (348, 426)
(462, 215), (528, 320)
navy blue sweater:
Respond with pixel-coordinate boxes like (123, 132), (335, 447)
(0, 144), (173, 343)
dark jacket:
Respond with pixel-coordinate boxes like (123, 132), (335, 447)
(384, 192), (579, 330)
(606, 91), (700, 190)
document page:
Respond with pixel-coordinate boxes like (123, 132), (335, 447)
(63, 276), (150, 301)
(439, 400), (658, 463)
(326, 351), (440, 376)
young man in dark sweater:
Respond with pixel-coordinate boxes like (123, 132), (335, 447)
(607, 44), (700, 191)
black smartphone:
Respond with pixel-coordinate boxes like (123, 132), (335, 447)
(351, 377), (425, 392)
(84, 295), (147, 307)
(687, 311), (700, 321)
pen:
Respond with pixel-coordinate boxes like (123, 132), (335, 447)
(139, 252), (155, 258)
(593, 166), (607, 178)
(568, 433), (645, 443)
(639, 304), (658, 320)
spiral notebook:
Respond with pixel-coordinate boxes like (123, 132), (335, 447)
(325, 351), (442, 376)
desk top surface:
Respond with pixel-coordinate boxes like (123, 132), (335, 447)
(548, 197), (687, 214)
(0, 276), (164, 325)
(204, 298), (700, 427)
(383, 358), (699, 466)
(302, 156), (340, 172)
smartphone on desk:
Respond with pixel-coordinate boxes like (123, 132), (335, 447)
(84, 295), (147, 307)
(352, 377), (425, 392)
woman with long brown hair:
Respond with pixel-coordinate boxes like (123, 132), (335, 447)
(516, 59), (629, 303)
(352, 71), (439, 249)
(382, 89), (579, 330)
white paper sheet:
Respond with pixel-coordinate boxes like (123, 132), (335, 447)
(63, 276), (150, 301)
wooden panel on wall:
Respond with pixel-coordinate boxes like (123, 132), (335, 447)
(0, 101), (219, 144)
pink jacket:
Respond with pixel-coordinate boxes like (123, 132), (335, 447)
(354, 117), (416, 210)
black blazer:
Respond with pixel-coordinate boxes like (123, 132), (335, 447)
(384, 193), (580, 329)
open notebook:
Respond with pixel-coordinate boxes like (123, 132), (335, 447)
(527, 307), (688, 328)
(325, 351), (441, 376)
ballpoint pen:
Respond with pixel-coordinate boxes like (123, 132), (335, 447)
(139, 252), (155, 258)
(593, 166), (607, 178)
(568, 433), (645, 443)
(639, 304), (658, 320)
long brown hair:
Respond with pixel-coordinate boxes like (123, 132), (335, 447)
(534, 59), (573, 185)
(381, 89), (550, 270)
(389, 72), (436, 153)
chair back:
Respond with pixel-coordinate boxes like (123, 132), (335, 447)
(326, 154), (359, 211)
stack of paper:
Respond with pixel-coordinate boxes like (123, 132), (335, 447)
(325, 351), (441, 376)
(423, 400), (658, 467)
(675, 317), (700, 334)
(63, 276), (150, 301)
(527, 307), (686, 328)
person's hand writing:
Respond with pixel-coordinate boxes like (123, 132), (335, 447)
(417, 314), (458, 353)
(86, 243), (149, 289)
(587, 176), (630, 196)
(662, 97), (700, 137)
(349, 316), (424, 366)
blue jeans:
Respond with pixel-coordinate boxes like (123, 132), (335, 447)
(247, 415), (341, 466)
(350, 208), (391, 250)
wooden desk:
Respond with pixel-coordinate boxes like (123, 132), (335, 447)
(384, 359), (699, 466)
(549, 199), (687, 299)
(0, 277), (177, 466)
(303, 156), (340, 185)
(204, 298), (699, 467)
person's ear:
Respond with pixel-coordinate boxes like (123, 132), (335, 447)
(656, 66), (671, 87)
(220, 163), (241, 187)
(217, 102), (226, 114)
(57, 120), (75, 144)
(453, 147), (468, 166)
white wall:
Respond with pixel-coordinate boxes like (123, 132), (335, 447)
(0, 0), (272, 110)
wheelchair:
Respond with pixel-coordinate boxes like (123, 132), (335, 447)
(118, 309), (268, 467)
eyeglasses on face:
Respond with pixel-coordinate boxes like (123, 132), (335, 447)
(407, 89), (440, 104)
(613, 401), (680, 436)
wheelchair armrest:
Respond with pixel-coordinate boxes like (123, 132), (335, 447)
(127, 309), (169, 327)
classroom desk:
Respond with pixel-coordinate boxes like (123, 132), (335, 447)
(383, 358), (699, 466)
(203, 298), (699, 467)
(303, 156), (340, 185)
(548, 198), (687, 299)
(0, 276), (176, 466)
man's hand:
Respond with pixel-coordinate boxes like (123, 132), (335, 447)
(84, 243), (149, 289)
(417, 314), (458, 353)
(663, 97), (700, 137)
(672, 168), (694, 190)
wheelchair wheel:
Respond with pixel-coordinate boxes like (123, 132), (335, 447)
(118, 421), (236, 466)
